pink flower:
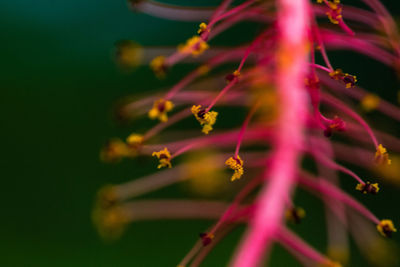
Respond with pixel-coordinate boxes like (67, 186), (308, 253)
(95, 0), (400, 266)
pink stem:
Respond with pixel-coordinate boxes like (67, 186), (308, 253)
(206, 79), (238, 111)
(338, 19), (355, 36)
(320, 74), (400, 122)
(309, 63), (331, 73)
(178, 242), (202, 267)
(312, 24), (333, 71)
(206, 30), (273, 112)
(164, 69), (201, 100)
(209, 0), (233, 24)
(234, 101), (260, 157)
(209, 0), (258, 27)
(210, 174), (264, 235)
(308, 145), (365, 184)
(321, 93), (379, 148)
(232, 0), (310, 265)
(277, 227), (330, 264)
(299, 172), (380, 224)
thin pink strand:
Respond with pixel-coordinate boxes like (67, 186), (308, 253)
(234, 101), (260, 157)
(322, 93), (379, 148)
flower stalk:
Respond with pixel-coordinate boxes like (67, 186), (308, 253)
(96, 0), (400, 266)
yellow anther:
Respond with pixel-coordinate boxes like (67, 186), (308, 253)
(327, 13), (341, 25)
(178, 36), (209, 57)
(364, 238), (398, 266)
(327, 246), (349, 265)
(115, 40), (143, 68)
(225, 155), (244, 181)
(182, 151), (225, 196)
(343, 73), (357, 88)
(96, 185), (118, 209)
(374, 154), (400, 185)
(326, 2), (342, 25)
(191, 105), (218, 134)
(375, 144), (392, 165)
(329, 69), (357, 88)
(148, 99), (174, 122)
(152, 147), (172, 168)
(226, 69), (241, 82)
(355, 181), (380, 194)
(197, 22), (209, 35)
(329, 69), (344, 80)
(100, 139), (132, 162)
(150, 55), (167, 78)
(377, 219), (397, 237)
(197, 64), (210, 75)
(126, 133), (143, 146)
(317, 0), (341, 5)
(92, 205), (129, 240)
(361, 93), (380, 112)
(285, 206), (306, 224)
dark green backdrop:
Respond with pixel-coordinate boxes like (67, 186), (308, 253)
(1, 1), (399, 266)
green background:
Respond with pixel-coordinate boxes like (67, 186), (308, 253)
(1, 0), (399, 266)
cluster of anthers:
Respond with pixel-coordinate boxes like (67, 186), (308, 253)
(94, 0), (400, 266)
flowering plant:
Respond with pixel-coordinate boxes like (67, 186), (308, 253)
(93, 0), (400, 266)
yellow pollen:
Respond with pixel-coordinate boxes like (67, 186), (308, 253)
(92, 205), (129, 240)
(115, 40), (143, 68)
(206, 233), (214, 239)
(355, 182), (380, 194)
(183, 152), (225, 196)
(96, 185), (118, 209)
(197, 64), (210, 75)
(377, 219), (397, 237)
(329, 69), (357, 88)
(325, 2), (343, 25)
(327, 246), (349, 265)
(100, 139), (132, 162)
(152, 147), (172, 169)
(375, 144), (392, 165)
(329, 69), (343, 80)
(317, 0), (340, 4)
(150, 55), (167, 78)
(191, 105), (218, 134)
(126, 133), (143, 146)
(178, 36), (209, 57)
(225, 155), (244, 181)
(148, 99), (174, 122)
(327, 13), (341, 25)
(361, 93), (380, 112)
(197, 22), (209, 34)
(344, 74), (357, 88)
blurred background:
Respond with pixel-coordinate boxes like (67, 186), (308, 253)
(1, 0), (399, 266)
